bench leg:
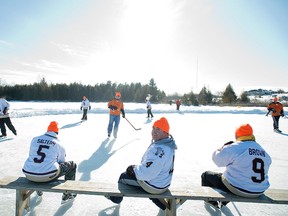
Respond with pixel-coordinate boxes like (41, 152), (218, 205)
(165, 198), (177, 216)
(15, 189), (33, 216)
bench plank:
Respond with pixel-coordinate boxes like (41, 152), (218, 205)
(1, 176), (288, 216)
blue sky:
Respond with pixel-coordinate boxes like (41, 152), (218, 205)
(0, 0), (287, 95)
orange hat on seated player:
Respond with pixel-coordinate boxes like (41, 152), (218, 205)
(47, 121), (59, 134)
(235, 124), (255, 141)
(153, 117), (170, 134)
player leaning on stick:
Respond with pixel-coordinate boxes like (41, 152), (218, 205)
(107, 92), (125, 138)
(201, 124), (272, 209)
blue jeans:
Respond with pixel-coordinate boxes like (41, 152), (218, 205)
(107, 114), (120, 137)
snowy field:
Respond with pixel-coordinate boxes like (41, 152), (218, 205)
(0, 101), (288, 216)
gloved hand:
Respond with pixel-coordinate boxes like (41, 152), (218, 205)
(89, 106), (91, 110)
(126, 165), (136, 177)
(224, 141), (234, 146)
(3, 107), (8, 114)
(108, 105), (117, 110)
(80, 107), (82, 110)
(122, 114), (125, 118)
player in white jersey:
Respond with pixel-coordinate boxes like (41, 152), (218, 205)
(80, 96), (91, 120)
(201, 123), (272, 209)
(106, 117), (177, 210)
(22, 121), (77, 204)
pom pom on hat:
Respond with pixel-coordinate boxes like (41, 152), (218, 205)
(235, 124), (253, 137)
(153, 117), (170, 134)
(47, 121), (59, 133)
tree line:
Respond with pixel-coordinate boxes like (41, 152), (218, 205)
(0, 78), (166, 103)
(0, 78), (284, 106)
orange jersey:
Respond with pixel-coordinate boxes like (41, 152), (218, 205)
(108, 99), (124, 116)
(267, 102), (283, 116)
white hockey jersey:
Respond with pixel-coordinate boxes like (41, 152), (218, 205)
(81, 98), (90, 109)
(22, 132), (66, 177)
(134, 136), (177, 189)
(213, 140), (272, 193)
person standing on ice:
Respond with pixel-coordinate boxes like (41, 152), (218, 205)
(267, 97), (284, 133)
(201, 123), (272, 209)
(22, 121), (77, 204)
(146, 98), (154, 119)
(107, 92), (125, 138)
(80, 96), (91, 121)
(0, 96), (17, 138)
(176, 99), (181, 111)
(106, 117), (177, 211)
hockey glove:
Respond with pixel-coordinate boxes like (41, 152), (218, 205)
(126, 165), (136, 177)
(224, 141), (234, 146)
(89, 106), (91, 110)
(3, 107), (7, 114)
(108, 105), (117, 110)
(80, 107), (82, 110)
(121, 109), (125, 118)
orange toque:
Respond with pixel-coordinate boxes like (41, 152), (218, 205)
(153, 117), (170, 134)
(235, 124), (253, 137)
(47, 121), (59, 133)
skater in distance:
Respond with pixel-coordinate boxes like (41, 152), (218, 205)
(80, 96), (91, 121)
(0, 96), (17, 138)
(267, 97), (284, 133)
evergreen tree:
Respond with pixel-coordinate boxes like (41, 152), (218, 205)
(222, 84), (237, 103)
(198, 86), (213, 105)
(239, 91), (250, 103)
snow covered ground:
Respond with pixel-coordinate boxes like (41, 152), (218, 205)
(0, 101), (288, 216)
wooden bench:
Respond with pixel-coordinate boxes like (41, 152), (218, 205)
(0, 176), (288, 216)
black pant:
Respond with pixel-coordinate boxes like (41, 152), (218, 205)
(0, 117), (17, 136)
(147, 109), (153, 118)
(272, 116), (280, 129)
(201, 171), (229, 192)
(82, 109), (88, 120)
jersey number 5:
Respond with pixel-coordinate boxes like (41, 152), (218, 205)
(33, 145), (50, 163)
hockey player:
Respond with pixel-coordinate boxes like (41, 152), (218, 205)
(22, 121), (77, 204)
(267, 97), (284, 133)
(0, 96), (17, 138)
(80, 96), (91, 121)
(201, 124), (272, 208)
(107, 92), (125, 138)
(106, 117), (177, 210)
(146, 98), (154, 119)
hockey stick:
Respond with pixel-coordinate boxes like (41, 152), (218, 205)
(125, 117), (141, 130)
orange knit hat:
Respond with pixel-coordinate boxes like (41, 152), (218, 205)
(273, 97), (278, 102)
(235, 124), (253, 137)
(115, 92), (121, 98)
(47, 121), (59, 133)
(153, 117), (170, 134)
